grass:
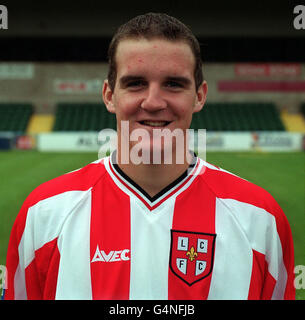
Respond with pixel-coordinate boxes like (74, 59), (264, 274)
(0, 150), (304, 299)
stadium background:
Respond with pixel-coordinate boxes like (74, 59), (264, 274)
(0, 0), (304, 299)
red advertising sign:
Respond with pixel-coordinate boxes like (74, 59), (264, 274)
(16, 135), (35, 150)
(54, 79), (102, 94)
(235, 64), (301, 77)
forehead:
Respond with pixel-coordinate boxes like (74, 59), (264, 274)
(115, 38), (195, 78)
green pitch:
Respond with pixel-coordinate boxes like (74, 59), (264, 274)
(0, 150), (304, 299)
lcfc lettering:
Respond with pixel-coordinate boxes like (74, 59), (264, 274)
(91, 245), (130, 262)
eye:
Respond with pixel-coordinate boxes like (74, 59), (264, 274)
(164, 81), (184, 89)
(126, 80), (146, 89)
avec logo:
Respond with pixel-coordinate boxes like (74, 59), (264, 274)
(91, 245), (130, 263)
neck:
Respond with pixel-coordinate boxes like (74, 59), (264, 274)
(115, 149), (194, 198)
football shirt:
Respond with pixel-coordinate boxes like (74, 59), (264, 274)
(5, 152), (295, 299)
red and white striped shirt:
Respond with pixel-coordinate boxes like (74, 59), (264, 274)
(5, 154), (295, 299)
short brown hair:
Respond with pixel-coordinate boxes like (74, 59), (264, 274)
(107, 12), (203, 91)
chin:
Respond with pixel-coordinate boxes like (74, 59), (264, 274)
(128, 138), (184, 165)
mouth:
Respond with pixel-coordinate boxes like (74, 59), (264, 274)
(138, 120), (171, 127)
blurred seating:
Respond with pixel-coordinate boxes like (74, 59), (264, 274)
(53, 103), (116, 131)
(52, 102), (286, 132)
(0, 103), (33, 132)
(191, 102), (285, 131)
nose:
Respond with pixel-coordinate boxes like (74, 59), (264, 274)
(141, 84), (167, 111)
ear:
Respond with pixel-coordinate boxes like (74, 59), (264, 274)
(102, 80), (116, 114)
(193, 80), (208, 113)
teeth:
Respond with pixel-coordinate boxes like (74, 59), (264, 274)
(142, 121), (168, 127)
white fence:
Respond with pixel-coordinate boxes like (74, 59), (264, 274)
(36, 131), (304, 153)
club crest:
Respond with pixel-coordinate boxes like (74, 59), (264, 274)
(170, 230), (216, 286)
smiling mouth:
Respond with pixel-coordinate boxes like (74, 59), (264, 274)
(139, 120), (171, 127)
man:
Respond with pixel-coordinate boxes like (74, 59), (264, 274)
(5, 13), (295, 299)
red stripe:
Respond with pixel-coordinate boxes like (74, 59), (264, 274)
(109, 160), (200, 211)
(5, 205), (27, 299)
(168, 175), (216, 299)
(218, 81), (305, 92)
(248, 250), (277, 300)
(90, 174), (131, 299)
(25, 239), (60, 300)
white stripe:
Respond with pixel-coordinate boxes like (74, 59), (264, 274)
(220, 199), (287, 299)
(200, 159), (244, 179)
(208, 198), (253, 299)
(129, 197), (176, 299)
(14, 262), (27, 300)
(16, 190), (92, 299)
(55, 190), (92, 299)
(200, 160), (220, 171)
(208, 198), (287, 299)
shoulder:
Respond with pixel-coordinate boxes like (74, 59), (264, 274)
(197, 157), (284, 219)
(196, 158), (293, 254)
(12, 158), (108, 235)
(24, 157), (108, 209)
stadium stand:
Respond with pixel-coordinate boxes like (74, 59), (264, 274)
(0, 103), (33, 133)
(51, 102), (286, 132)
(53, 103), (116, 131)
(191, 102), (286, 131)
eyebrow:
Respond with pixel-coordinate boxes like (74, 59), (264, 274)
(119, 75), (192, 87)
(166, 76), (192, 86)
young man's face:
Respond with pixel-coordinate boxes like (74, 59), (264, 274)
(103, 38), (207, 162)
